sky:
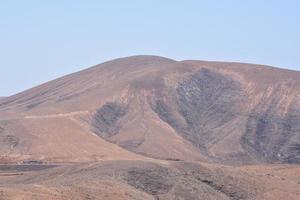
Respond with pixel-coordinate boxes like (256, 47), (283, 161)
(0, 0), (300, 96)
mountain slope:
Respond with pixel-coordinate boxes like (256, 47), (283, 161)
(1, 160), (299, 200)
(0, 55), (299, 164)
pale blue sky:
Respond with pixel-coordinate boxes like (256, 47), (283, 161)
(1, 0), (299, 96)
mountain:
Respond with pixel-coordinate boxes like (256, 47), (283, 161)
(0, 55), (299, 200)
(0, 55), (299, 164)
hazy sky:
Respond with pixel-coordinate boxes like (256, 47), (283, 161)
(1, 1), (299, 96)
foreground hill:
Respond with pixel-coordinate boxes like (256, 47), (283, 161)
(0, 55), (299, 164)
(0, 160), (299, 200)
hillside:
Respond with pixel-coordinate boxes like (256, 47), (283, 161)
(0, 55), (299, 199)
(0, 55), (299, 164)
(0, 160), (299, 200)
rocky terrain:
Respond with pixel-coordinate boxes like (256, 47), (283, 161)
(0, 160), (299, 200)
(0, 55), (299, 199)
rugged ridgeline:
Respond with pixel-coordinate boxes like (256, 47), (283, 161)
(0, 55), (299, 164)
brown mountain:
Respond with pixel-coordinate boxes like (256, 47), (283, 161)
(1, 55), (299, 164)
(0, 55), (299, 200)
